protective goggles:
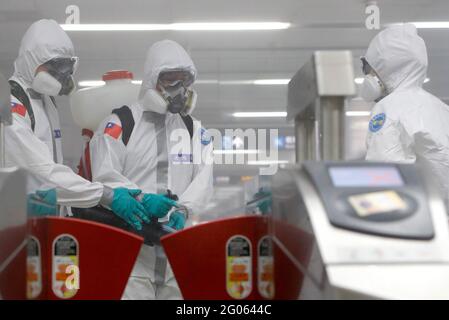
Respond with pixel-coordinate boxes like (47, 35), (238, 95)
(158, 69), (195, 88)
(43, 57), (79, 79)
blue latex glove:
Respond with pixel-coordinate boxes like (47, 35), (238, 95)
(27, 189), (58, 216)
(166, 211), (186, 230)
(254, 188), (272, 214)
(141, 193), (178, 219)
(111, 188), (149, 230)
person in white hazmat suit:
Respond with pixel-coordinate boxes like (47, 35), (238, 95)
(361, 24), (449, 207)
(89, 40), (214, 299)
(5, 19), (155, 229)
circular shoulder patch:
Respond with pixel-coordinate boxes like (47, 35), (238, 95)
(200, 128), (211, 145)
(369, 113), (386, 133)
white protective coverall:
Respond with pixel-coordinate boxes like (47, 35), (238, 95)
(89, 40), (214, 299)
(5, 19), (106, 208)
(365, 24), (449, 206)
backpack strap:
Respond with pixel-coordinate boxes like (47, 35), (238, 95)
(49, 96), (57, 109)
(181, 114), (194, 139)
(112, 105), (135, 146)
(9, 80), (35, 131)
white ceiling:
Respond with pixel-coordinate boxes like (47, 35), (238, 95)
(1, 0), (449, 167)
(2, 0), (449, 123)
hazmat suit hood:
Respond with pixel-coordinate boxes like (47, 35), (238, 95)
(364, 24), (428, 93)
(138, 40), (197, 99)
(13, 19), (75, 85)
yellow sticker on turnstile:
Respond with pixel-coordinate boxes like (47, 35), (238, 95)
(257, 236), (274, 299)
(348, 190), (407, 217)
(27, 236), (42, 299)
(226, 235), (252, 299)
(52, 234), (79, 299)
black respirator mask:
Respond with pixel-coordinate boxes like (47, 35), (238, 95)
(160, 80), (189, 114)
(140, 70), (197, 115)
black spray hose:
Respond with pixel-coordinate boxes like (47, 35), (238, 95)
(71, 189), (178, 246)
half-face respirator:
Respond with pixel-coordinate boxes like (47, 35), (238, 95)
(141, 70), (197, 115)
(32, 57), (78, 96)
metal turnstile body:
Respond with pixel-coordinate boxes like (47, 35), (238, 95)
(287, 51), (356, 162)
(271, 162), (449, 299)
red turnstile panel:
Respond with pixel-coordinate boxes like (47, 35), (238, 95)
(162, 215), (304, 300)
(271, 219), (315, 299)
(0, 225), (27, 299)
(28, 217), (142, 300)
(162, 216), (266, 300)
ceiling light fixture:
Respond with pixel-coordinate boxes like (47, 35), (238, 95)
(197, 79), (290, 85)
(195, 80), (220, 85)
(79, 78), (291, 87)
(411, 22), (449, 29)
(354, 77), (429, 85)
(253, 79), (290, 85)
(61, 22), (291, 32)
(345, 111), (371, 117)
(233, 112), (287, 118)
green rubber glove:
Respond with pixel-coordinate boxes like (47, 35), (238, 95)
(27, 189), (58, 216)
(111, 188), (149, 230)
(167, 211), (186, 230)
(141, 193), (178, 219)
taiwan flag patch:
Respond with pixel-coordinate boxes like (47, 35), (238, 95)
(11, 102), (27, 117)
(104, 122), (122, 139)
